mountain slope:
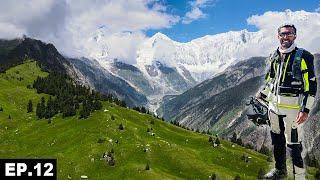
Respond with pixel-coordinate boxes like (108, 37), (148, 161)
(0, 38), (149, 108)
(67, 58), (148, 107)
(0, 61), (269, 179)
(0, 37), (70, 74)
(158, 57), (266, 127)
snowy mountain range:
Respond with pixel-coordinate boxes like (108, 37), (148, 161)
(84, 28), (274, 111)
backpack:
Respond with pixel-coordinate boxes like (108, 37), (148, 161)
(292, 48), (317, 97)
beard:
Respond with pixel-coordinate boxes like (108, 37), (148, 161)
(280, 40), (294, 49)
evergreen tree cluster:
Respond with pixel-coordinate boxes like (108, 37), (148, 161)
(32, 73), (111, 119)
(133, 106), (151, 114)
(230, 132), (243, 146)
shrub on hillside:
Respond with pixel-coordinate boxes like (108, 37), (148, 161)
(97, 137), (106, 144)
(145, 163), (150, 170)
(257, 168), (266, 179)
(27, 100), (33, 113)
(210, 173), (217, 180)
(315, 168), (320, 179)
(215, 138), (221, 145)
(234, 175), (241, 180)
(259, 145), (271, 156)
(119, 123), (124, 130)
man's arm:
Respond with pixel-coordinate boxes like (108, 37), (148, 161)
(296, 51), (316, 124)
(299, 52), (316, 113)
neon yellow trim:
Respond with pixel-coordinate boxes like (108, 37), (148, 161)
(278, 104), (301, 109)
(266, 73), (271, 82)
(301, 58), (309, 92)
(281, 54), (291, 82)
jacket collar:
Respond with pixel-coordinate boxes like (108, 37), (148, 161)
(278, 43), (297, 54)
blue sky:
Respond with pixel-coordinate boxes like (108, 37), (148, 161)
(146, 0), (320, 42)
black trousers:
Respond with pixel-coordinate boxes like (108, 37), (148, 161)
(270, 116), (304, 171)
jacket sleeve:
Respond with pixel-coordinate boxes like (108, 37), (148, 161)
(259, 56), (275, 99)
(299, 51), (317, 113)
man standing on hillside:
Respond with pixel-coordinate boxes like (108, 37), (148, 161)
(259, 24), (317, 179)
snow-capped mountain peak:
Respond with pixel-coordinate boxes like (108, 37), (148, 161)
(150, 32), (172, 42)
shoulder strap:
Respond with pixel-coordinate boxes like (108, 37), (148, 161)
(269, 50), (279, 63)
(294, 48), (304, 61)
(292, 48), (304, 81)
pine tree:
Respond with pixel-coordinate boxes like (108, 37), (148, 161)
(36, 103), (41, 118)
(231, 132), (237, 143)
(119, 123), (124, 130)
(27, 100), (33, 113)
(210, 173), (217, 180)
(140, 106), (146, 113)
(234, 175), (241, 180)
(40, 97), (46, 118)
(215, 138), (221, 145)
(145, 163), (150, 170)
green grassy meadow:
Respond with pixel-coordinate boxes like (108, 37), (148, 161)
(0, 61), (270, 179)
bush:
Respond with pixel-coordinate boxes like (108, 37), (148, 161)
(145, 163), (150, 170)
(257, 168), (266, 179)
(107, 157), (115, 166)
(305, 152), (319, 167)
(315, 168), (320, 179)
(215, 138), (221, 145)
(244, 143), (254, 150)
(210, 173), (217, 180)
(241, 154), (249, 162)
(119, 123), (124, 130)
(259, 145), (271, 156)
(97, 137), (106, 143)
(267, 154), (273, 162)
(234, 175), (241, 180)
(27, 100), (33, 113)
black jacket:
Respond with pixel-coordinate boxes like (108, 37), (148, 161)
(265, 47), (317, 113)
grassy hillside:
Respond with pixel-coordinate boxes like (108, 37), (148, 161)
(0, 61), (270, 179)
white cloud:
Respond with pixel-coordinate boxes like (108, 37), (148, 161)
(182, 0), (212, 24)
(247, 9), (320, 54)
(0, 0), (180, 64)
(182, 7), (206, 24)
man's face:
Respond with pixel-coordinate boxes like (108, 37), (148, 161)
(278, 27), (296, 49)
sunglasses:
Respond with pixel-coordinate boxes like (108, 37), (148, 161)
(278, 32), (295, 38)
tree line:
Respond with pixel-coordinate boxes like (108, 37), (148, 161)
(30, 73), (126, 119)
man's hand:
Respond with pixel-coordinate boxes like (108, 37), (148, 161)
(296, 111), (308, 125)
